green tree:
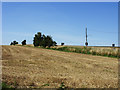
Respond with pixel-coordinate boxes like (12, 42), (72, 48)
(61, 43), (64, 46)
(46, 35), (53, 48)
(33, 34), (39, 47)
(53, 41), (57, 46)
(33, 32), (57, 48)
(10, 42), (13, 45)
(41, 34), (47, 48)
(13, 41), (18, 45)
(37, 32), (42, 46)
(22, 40), (26, 45)
(10, 41), (18, 45)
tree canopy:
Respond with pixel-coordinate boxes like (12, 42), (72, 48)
(22, 40), (26, 45)
(33, 32), (57, 48)
(10, 41), (18, 45)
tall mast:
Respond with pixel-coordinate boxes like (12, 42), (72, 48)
(86, 27), (87, 42)
(85, 27), (88, 46)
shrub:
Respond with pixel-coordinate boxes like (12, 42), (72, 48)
(10, 42), (13, 45)
(10, 41), (18, 45)
(21, 40), (26, 45)
(61, 43), (64, 46)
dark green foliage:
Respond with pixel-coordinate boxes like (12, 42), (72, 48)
(45, 46), (118, 58)
(2, 82), (12, 88)
(112, 44), (115, 47)
(53, 41), (57, 46)
(33, 33), (41, 47)
(10, 42), (13, 45)
(10, 41), (18, 45)
(61, 43), (64, 46)
(21, 40), (26, 45)
(45, 35), (53, 48)
(60, 82), (65, 88)
(57, 82), (68, 90)
(58, 47), (66, 51)
(13, 41), (18, 45)
(33, 32), (57, 48)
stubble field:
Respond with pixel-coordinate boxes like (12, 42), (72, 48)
(2, 45), (118, 88)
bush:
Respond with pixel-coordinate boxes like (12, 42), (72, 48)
(10, 42), (13, 45)
(61, 43), (64, 46)
(10, 41), (18, 45)
(21, 40), (26, 45)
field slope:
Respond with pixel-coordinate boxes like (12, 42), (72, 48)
(2, 45), (118, 88)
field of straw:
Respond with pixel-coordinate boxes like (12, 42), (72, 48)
(2, 45), (118, 88)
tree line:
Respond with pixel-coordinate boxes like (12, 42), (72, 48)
(10, 32), (58, 48)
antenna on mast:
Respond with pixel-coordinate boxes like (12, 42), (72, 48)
(85, 27), (88, 46)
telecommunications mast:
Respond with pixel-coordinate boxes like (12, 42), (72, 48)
(85, 27), (88, 46)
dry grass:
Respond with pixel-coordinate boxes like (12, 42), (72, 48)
(50, 45), (119, 58)
(2, 45), (118, 88)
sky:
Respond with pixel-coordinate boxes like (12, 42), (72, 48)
(2, 2), (118, 46)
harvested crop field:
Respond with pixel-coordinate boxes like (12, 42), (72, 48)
(2, 45), (118, 88)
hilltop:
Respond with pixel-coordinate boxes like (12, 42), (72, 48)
(2, 45), (118, 88)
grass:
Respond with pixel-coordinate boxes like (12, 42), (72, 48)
(17, 44), (120, 58)
(39, 83), (49, 88)
(2, 81), (19, 89)
(2, 81), (67, 89)
(2, 82), (13, 88)
(1, 82), (66, 89)
(18, 45), (120, 58)
(46, 46), (119, 58)
(58, 82), (68, 90)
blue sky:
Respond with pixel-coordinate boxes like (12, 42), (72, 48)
(2, 2), (118, 46)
